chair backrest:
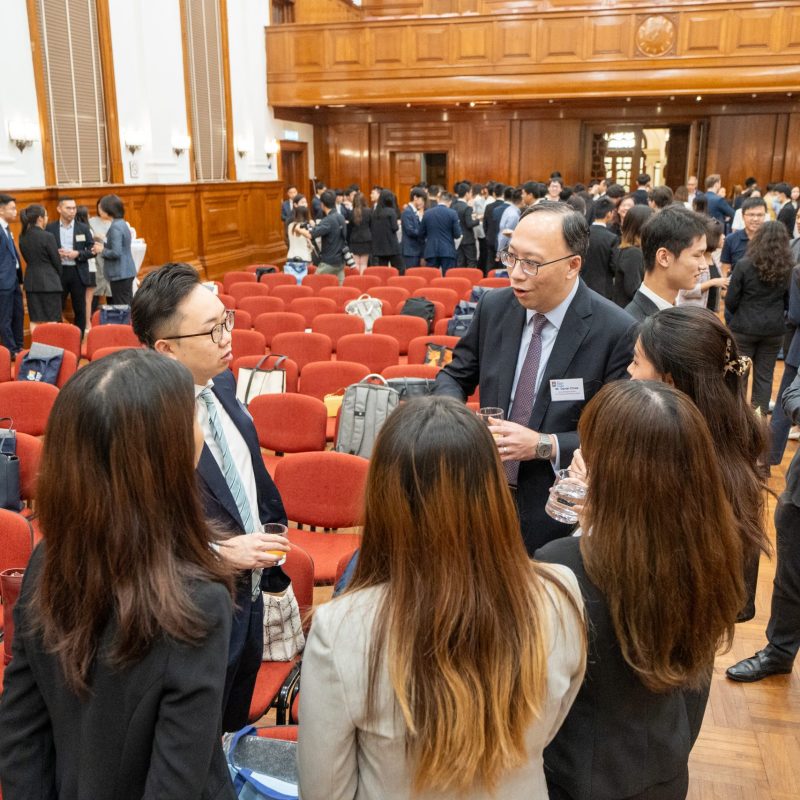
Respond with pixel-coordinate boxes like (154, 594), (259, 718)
(14, 349), (78, 388)
(487, 269), (510, 278)
(88, 346), (131, 361)
(246, 263), (278, 273)
(412, 287), (459, 317)
(302, 273), (338, 293)
(371, 315), (429, 355)
(230, 354), (299, 391)
(298, 360), (370, 400)
(222, 270), (256, 292)
(387, 275), (426, 293)
(318, 286), (361, 312)
(369, 286), (409, 308)
(253, 312), (306, 347)
(0, 382), (59, 436)
(274, 451), (368, 529)
(446, 267), (484, 285)
(258, 272), (298, 290)
(363, 266), (399, 283)
(16, 432), (43, 505)
(0, 509), (34, 573)
(282, 544), (315, 633)
(249, 393), (327, 453)
(86, 325), (141, 359)
(229, 282), (271, 306)
(311, 313), (365, 350)
(32, 322), (82, 360)
(271, 284), (314, 304)
(343, 275), (381, 292)
(405, 266), (442, 283)
(337, 333), (400, 374)
(232, 309), (252, 330)
(237, 296), (285, 318)
(430, 276), (472, 299)
(334, 548), (359, 587)
(434, 317), (452, 335)
(230, 329), (266, 361)
(217, 293), (236, 309)
(0, 345), (10, 382)
(479, 277), (511, 288)
(381, 363), (440, 380)
(288, 297), (337, 328)
(270, 332), (332, 373)
(407, 334), (461, 365)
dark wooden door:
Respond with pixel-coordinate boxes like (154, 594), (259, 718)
(664, 125), (690, 189)
(280, 140), (308, 195)
(391, 151), (422, 205)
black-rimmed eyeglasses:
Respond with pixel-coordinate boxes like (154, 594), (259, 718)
(497, 250), (576, 277)
(161, 309), (234, 344)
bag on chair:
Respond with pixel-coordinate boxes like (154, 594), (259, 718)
(345, 294), (382, 333)
(1, 568), (25, 665)
(256, 266), (278, 282)
(236, 354), (288, 406)
(100, 304), (131, 325)
(423, 343), (454, 368)
(0, 418), (22, 512)
(385, 377), (436, 401)
(224, 726), (299, 799)
(447, 300), (477, 337)
(400, 297), (435, 333)
(335, 374), (400, 460)
(283, 261), (309, 285)
(16, 343), (64, 385)
(262, 584), (305, 662)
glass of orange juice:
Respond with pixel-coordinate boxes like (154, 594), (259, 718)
(262, 522), (289, 566)
(477, 407), (504, 441)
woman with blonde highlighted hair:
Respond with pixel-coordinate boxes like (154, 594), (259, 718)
(298, 396), (586, 799)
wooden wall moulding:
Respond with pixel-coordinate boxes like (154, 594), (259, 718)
(266, 2), (800, 105)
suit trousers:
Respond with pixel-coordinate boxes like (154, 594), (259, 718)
(0, 284), (24, 354)
(484, 241), (497, 274)
(61, 265), (87, 334)
(222, 581), (264, 732)
(769, 363), (798, 465)
(766, 498), (800, 662)
(426, 256), (456, 273)
(732, 332), (783, 414)
(456, 241), (478, 268)
(110, 277), (134, 306)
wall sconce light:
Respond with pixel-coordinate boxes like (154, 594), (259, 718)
(235, 136), (251, 159)
(8, 121), (39, 153)
(265, 137), (279, 170)
(172, 133), (191, 157)
(125, 131), (144, 157)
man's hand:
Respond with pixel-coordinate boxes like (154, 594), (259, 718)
(488, 418), (540, 462)
(59, 248), (79, 259)
(218, 533), (290, 570)
(297, 227), (313, 241)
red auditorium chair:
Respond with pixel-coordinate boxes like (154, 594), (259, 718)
(222, 271), (256, 292)
(382, 363), (440, 380)
(446, 267), (483, 285)
(412, 287), (459, 317)
(337, 333), (399, 374)
(430, 276), (472, 300)
(258, 272), (298, 290)
(372, 314), (428, 355)
(230, 329), (266, 361)
(16, 432), (43, 514)
(229, 282), (270, 306)
(434, 318), (452, 335)
(363, 266), (399, 283)
(405, 266), (441, 283)
(217, 293), (236, 309)
(85, 325), (140, 360)
(387, 275), (426, 293)
(271, 284), (314, 305)
(14, 349), (78, 387)
(311, 313), (365, 350)
(343, 275), (381, 292)
(479, 277), (511, 288)
(0, 509), (34, 636)
(230, 354), (298, 392)
(275, 452), (366, 584)
(237, 296), (285, 318)
(252, 312), (306, 347)
(407, 335), (461, 365)
(369, 286), (409, 308)
(302, 273), (338, 293)
(487, 269), (510, 278)
(32, 322), (82, 361)
(288, 297), (337, 328)
(298, 360), (370, 401)
(318, 286), (361, 312)
(0, 382), (58, 436)
(270, 332), (332, 372)
(90, 346), (132, 361)
(0, 346), (10, 382)
(232, 310), (252, 330)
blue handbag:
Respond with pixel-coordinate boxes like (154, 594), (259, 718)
(225, 726), (298, 800)
(283, 261), (309, 285)
(99, 304), (131, 325)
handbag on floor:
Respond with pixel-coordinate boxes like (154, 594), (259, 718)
(224, 726), (298, 799)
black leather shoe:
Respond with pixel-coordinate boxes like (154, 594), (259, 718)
(726, 649), (794, 682)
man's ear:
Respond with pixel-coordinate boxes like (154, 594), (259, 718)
(654, 246), (672, 270)
(153, 339), (173, 357)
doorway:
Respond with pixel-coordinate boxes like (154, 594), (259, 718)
(279, 140), (309, 196)
(423, 152), (447, 188)
(390, 151), (448, 203)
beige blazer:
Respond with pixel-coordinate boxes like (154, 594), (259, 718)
(297, 564), (585, 800)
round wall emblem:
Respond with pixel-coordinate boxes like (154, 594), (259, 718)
(636, 15), (675, 57)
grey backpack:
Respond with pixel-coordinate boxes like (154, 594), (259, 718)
(334, 374), (400, 460)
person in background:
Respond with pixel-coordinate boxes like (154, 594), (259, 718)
(0, 194), (25, 358)
(347, 191), (372, 274)
(370, 189), (403, 271)
(280, 184), (298, 245)
(298, 397), (586, 800)
(648, 185), (674, 211)
(74, 205), (98, 331)
(612, 204), (653, 309)
(91, 194), (136, 306)
(497, 187), (524, 254)
(400, 187), (426, 271)
(678, 217), (729, 309)
(726, 220), (794, 416)
(686, 174), (700, 206)
(88, 198), (113, 314)
(285, 205), (315, 268)
(452, 182), (480, 268)
(608, 192), (635, 237)
(420, 191), (462, 274)
(472, 182), (488, 267)
(705, 174), (735, 230)
(311, 181), (326, 221)
(18, 204), (62, 331)
(0, 350), (238, 799)
(298, 190), (347, 284)
(538, 379), (747, 800)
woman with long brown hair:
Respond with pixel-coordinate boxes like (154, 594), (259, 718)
(298, 396), (586, 799)
(538, 380), (746, 800)
(0, 349), (237, 800)
(348, 191), (373, 274)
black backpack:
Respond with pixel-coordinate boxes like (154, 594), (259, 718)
(400, 297), (435, 333)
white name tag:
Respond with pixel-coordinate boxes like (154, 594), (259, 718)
(550, 378), (585, 401)
(76, 234), (86, 242)
(88, 258), (97, 273)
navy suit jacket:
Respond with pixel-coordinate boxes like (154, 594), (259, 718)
(420, 204), (461, 260)
(401, 205), (425, 259)
(706, 192), (735, 226)
(434, 281), (635, 553)
(0, 225), (22, 292)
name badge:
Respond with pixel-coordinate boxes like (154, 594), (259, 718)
(550, 378), (585, 401)
(76, 234), (86, 242)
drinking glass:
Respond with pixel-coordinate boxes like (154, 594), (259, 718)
(262, 522), (289, 566)
(477, 407), (504, 440)
(544, 469), (587, 525)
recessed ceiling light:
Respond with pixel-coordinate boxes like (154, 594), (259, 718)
(696, 95), (702, 101)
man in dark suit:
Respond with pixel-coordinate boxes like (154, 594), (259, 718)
(774, 182), (796, 236)
(45, 196), (95, 337)
(420, 191), (462, 273)
(434, 202), (635, 554)
(401, 187), (427, 269)
(452, 182), (480, 267)
(625, 205), (708, 322)
(0, 193), (24, 358)
(704, 174), (735, 230)
(582, 197), (618, 299)
(132, 263), (290, 732)
(482, 183), (507, 272)
(280, 185), (297, 226)
(632, 173), (651, 205)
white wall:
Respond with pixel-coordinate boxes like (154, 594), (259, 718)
(0, 0), (46, 189)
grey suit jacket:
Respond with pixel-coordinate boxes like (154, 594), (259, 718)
(297, 568), (586, 800)
(101, 219), (137, 282)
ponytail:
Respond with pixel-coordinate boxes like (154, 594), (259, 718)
(20, 204), (46, 236)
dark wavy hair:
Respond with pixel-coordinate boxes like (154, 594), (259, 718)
(747, 220), (794, 285)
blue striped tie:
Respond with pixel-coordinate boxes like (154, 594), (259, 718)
(198, 388), (262, 597)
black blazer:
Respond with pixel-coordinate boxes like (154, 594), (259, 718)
(452, 199), (479, 245)
(536, 536), (709, 800)
(45, 220), (95, 287)
(370, 208), (400, 256)
(19, 225), (63, 293)
(777, 201), (796, 237)
(725, 256), (789, 338)
(624, 289), (660, 322)
(483, 200), (508, 254)
(582, 224), (619, 299)
(612, 246), (644, 309)
(433, 282), (635, 553)
(0, 545), (237, 800)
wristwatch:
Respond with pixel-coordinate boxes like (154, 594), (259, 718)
(536, 433), (554, 460)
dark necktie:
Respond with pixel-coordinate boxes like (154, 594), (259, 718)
(504, 313), (548, 486)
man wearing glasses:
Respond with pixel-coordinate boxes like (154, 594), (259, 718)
(434, 202), (635, 554)
(132, 263), (289, 732)
(721, 196), (768, 278)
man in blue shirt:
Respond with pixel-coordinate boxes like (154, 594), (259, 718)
(721, 196), (767, 276)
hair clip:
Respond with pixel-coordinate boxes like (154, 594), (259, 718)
(724, 355), (751, 377)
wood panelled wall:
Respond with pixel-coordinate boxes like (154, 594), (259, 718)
(309, 103), (800, 197)
(6, 182), (286, 279)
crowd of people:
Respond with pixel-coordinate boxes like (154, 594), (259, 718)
(0, 166), (799, 798)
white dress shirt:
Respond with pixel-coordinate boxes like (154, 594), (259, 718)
(638, 282), (674, 311)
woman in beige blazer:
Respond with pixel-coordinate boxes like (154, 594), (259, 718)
(298, 396), (586, 800)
